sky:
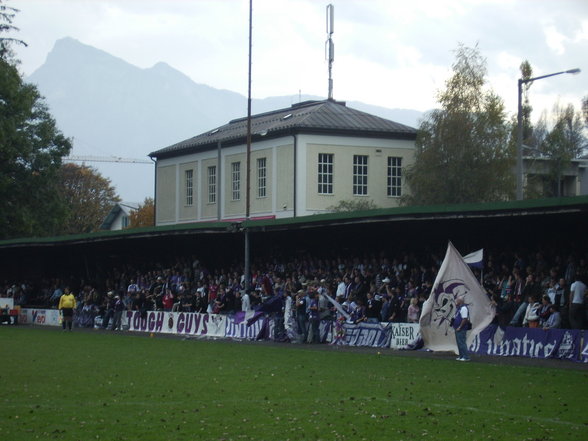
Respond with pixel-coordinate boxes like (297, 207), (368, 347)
(10, 0), (588, 120)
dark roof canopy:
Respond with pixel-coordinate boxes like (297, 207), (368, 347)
(1, 196), (587, 282)
(149, 99), (417, 160)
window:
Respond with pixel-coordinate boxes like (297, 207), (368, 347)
(207, 166), (216, 204)
(353, 155), (368, 196)
(257, 157), (267, 198)
(318, 153), (333, 194)
(121, 215), (129, 229)
(231, 162), (241, 201)
(185, 169), (193, 206)
(387, 156), (402, 197)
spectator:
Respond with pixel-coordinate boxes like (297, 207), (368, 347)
(365, 292), (381, 323)
(538, 295), (552, 327)
(543, 304), (561, 330)
(112, 295), (125, 331)
(102, 291), (116, 329)
(569, 275), (586, 329)
(407, 297), (420, 323)
(522, 295), (541, 328)
(295, 290), (308, 343)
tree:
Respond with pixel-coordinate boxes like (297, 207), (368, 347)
(402, 44), (513, 206)
(327, 199), (379, 213)
(531, 103), (587, 197)
(56, 163), (120, 235)
(0, 1), (27, 60)
(128, 197), (155, 228)
(0, 5), (72, 239)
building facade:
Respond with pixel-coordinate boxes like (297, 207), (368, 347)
(523, 156), (588, 198)
(149, 100), (417, 226)
(100, 202), (140, 230)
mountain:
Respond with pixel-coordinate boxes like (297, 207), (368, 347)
(26, 37), (423, 202)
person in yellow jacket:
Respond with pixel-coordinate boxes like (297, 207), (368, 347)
(58, 287), (76, 331)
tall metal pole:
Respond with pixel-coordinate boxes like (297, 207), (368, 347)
(326, 4), (334, 100)
(244, 0), (253, 290)
(516, 79), (523, 200)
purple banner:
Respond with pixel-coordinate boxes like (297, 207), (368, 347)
(581, 330), (588, 363)
(472, 325), (581, 361)
(333, 322), (392, 348)
(225, 311), (264, 340)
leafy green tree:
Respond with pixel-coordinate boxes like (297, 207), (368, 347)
(0, 1), (27, 59)
(0, 6), (72, 239)
(402, 44), (513, 206)
(531, 103), (587, 197)
(56, 163), (120, 235)
(327, 199), (379, 213)
(128, 197), (154, 228)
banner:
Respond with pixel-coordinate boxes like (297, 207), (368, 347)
(225, 311), (265, 340)
(473, 324), (581, 361)
(389, 323), (421, 349)
(17, 309), (585, 362)
(581, 331), (588, 363)
(333, 322), (392, 348)
(419, 242), (495, 354)
(125, 311), (226, 337)
(19, 309), (61, 326)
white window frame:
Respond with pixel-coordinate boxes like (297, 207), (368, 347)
(185, 169), (193, 206)
(387, 156), (402, 197)
(207, 166), (216, 204)
(318, 153), (334, 195)
(353, 155), (368, 196)
(257, 157), (267, 198)
(231, 162), (241, 201)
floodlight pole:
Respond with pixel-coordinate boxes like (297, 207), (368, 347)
(244, 0), (253, 290)
(516, 68), (581, 200)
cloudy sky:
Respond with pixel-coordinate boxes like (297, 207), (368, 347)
(11, 0), (587, 122)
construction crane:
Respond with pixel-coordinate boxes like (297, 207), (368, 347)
(64, 155), (152, 164)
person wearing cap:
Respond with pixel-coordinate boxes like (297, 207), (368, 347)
(58, 287), (76, 331)
(452, 296), (471, 361)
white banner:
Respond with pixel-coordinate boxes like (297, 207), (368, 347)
(125, 311), (227, 338)
(419, 242), (495, 353)
(20, 309), (61, 326)
(389, 323), (421, 349)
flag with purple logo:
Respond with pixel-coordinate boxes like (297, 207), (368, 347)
(419, 242), (495, 353)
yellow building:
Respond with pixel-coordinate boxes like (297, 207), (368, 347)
(148, 99), (417, 226)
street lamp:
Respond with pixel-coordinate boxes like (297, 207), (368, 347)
(516, 68), (581, 200)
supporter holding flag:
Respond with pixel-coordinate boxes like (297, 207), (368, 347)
(419, 242), (495, 355)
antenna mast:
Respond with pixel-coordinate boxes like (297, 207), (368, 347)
(326, 4), (334, 100)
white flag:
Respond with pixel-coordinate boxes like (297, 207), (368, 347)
(419, 242), (495, 353)
(463, 249), (484, 268)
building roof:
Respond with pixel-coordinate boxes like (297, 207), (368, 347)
(100, 202), (140, 230)
(2, 195), (587, 248)
(149, 99), (417, 159)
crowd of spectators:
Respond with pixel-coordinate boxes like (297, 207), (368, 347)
(2, 246), (587, 331)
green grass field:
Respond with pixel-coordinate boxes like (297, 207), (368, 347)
(1, 327), (587, 441)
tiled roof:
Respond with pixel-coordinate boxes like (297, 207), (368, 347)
(149, 99), (417, 159)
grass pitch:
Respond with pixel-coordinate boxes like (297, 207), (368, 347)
(1, 327), (587, 441)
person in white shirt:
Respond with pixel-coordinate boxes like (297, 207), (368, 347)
(241, 290), (251, 312)
(569, 276), (586, 329)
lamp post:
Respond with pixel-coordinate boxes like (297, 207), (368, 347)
(516, 68), (581, 200)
